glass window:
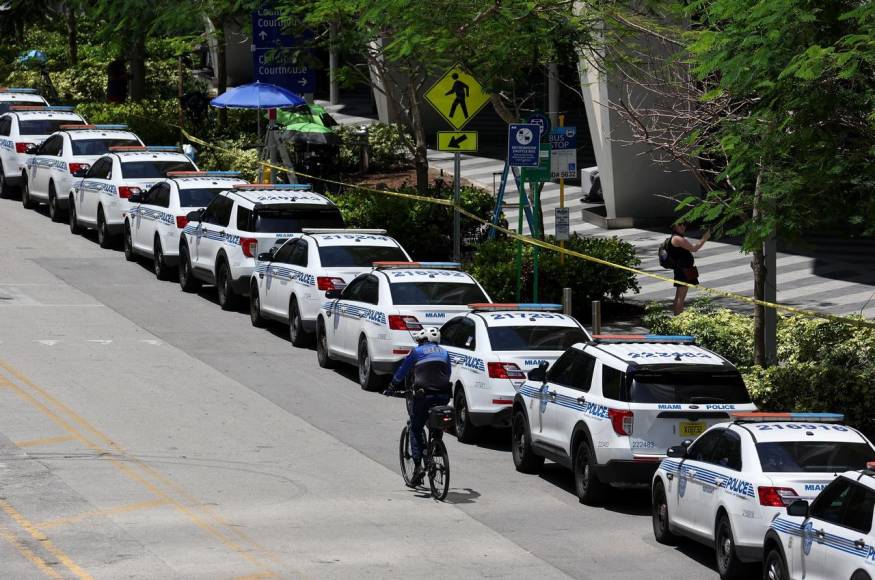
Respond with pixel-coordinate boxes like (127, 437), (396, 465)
(358, 276), (379, 305)
(756, 442), (875, 473)
(40, 135), (63, 156)
(144, 183), (169, 206)
(440, 318), (466, 348)
(841, 485), (875, 534)
(602, 366), (625, 400)
(289, 240), (308, 267)
(486, 325), (588, 352)
(0, 98), (45, 114)
(317, 245), (408, 268)
(121, 160), (196, 179)
(0, 117), (10, 136)
(251, 207), (344, 233)
(86, 158), (111, 179)
(459, 319), (476, 350)
(388, 282), (487, 306)
(154, 185), (170, 208)
(811, 477), (854, 526)
(71, 138), (140, 156)
(179, 187), (226, 208)
(236, 206), (252, 231)
(341, 277), (367, 301)
(710, 430), (742, 470)
(626, 370), (751, 404)
(547, 350), (595, 392)
(687, 429), (724, 463)
(202, 196), (233, 227)
(272, 240), (296, 263)
(19, 118), (85, 135)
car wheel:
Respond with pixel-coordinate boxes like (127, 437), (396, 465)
(20, 174), (34, 209)
(153, 238), (171, 280)
(68, 196), (81, 234)
(573, 438), (607, 505)
(652, 480), (677, 544)
(97, 207), (112, 249)
(178, 244), (201, 292)
(454, 387), (481, 444)
(357, 336), (384, 391)
(763, 548), (788, 580)
(715, 514), (749, 580)
(316, 318), (335, 369)
(216, 259), (239, 311)
(851, 572), (872, 580)
(48, 182), (64, 222)
(249, 282), (266, 328)
(0, 169), (10, 198)
(123, 222), (136, 262)
(288, 298), (309, 347)
(511, 408), (544, 473)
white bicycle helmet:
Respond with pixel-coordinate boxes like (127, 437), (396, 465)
(411, 327), (440, 344)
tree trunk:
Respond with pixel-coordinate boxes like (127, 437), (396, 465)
(129, 32), (146, 102)
(752, 246), (767, 366)
(66, 4), (78, 66)
(408, 83), (429, 194)
(214, 18), (228, 128)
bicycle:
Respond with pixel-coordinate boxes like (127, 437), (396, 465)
(389, 389), (453, 500)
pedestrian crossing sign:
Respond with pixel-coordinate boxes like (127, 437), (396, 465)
(424, 64), (491, 130)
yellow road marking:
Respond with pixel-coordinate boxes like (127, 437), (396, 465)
(15, 434), (77, 448)
(0, 498), (93, 580)
(36, 498), (171, 530)
(0, 360), (283, 578)
(0, 522), (63, 579)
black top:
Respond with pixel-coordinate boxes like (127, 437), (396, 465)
(668, 236), (695, 269)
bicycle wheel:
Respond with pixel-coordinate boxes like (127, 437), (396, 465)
(428, 437), (450, 500)
(399, 425), (416, 487)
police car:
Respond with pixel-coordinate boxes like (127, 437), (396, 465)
(178, 184), (345, 310)
(22, 124), (142, 221)
(68, 146), (197, 248)
(765, 464), (875, 580)
(0, 87), (48, 115)
(652, 412), (875, 579)
(315, 262), (491, 391)
(0, 105), (85, 197)
(439, 303), (590, 443)
(123, 171), (248, 280)
(511, 334), (758, 505)
(249, 229), (411, 346)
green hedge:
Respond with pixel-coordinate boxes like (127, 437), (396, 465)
(75, 100), (180, 145)
(644, 302), (875, 437)
(335, 123), (413, 173)
(196, 137), (261, 182)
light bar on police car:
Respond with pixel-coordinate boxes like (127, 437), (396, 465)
(166, 170), (242, 177)
(145, 146), (182, 152)
(233, 184), (311, 190)
(109, 145), (146, 152)
(372, 261), (462, 270)
(302, 228), (387, 234)
(0, 88), (40, 94)
(60, 124), (96, 130)
(468, 303), (563, 312)
(93, 124), (129, 130)
(731, 412), (845, 423)
(592, 334), (695, 343)
(9, 105), (76, 112)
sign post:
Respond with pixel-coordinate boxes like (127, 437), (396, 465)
(549, 120), (577, 262)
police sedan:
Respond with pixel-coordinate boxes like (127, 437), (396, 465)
(441, 303), (590, 443)
(653, 412), (875, 580)
(0, 88), (48, 114)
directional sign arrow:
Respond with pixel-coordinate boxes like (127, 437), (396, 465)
(258, 30), (268, 40)
(448, 134), (468, 148)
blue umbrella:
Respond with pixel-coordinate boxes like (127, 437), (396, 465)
(210, 81), (305, 143)
(18, 50), (48, 66)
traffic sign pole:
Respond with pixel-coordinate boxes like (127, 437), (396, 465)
(559, 115), (565, 265)
(453, 152), (461, 262)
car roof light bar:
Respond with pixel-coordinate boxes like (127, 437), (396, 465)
(109, 145), (147, 151)
(0, 88), (40, 94)
(60, 124), (96, 130)
(731, 412), (845, 423)
(592, 334), (695, 343)
(92, 124), (129, 130)
(468, 303), (564, 312)
(165, 170), (242, 177)
(145, 145), (182, 152)
(373, 261), (462, 270)
(233, 184), (311, 190)
(302, 228), (387, 235)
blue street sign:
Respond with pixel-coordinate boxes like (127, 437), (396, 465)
(549, 126), (578, 178)
(251, 3), (316, 93)
(508, 124), (542, 167)
(251, 5), (295, 48)
(527, 112), (551, 139)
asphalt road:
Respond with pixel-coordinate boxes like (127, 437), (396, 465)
(0, 196), (719, 579)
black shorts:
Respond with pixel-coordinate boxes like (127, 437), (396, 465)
(674, 266), (699, 287)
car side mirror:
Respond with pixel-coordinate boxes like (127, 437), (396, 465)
(25, 145), (38, 154)
(324, 289), (342, 299)
(666, 445), (687, 458)
(186, 209), (203, 222)
(128, 192), (142, 203)
(257, 252), (271, 262)
(787, 500), (809, 517)
(73, 168), (89, 178)
(528, 361), (549, 382)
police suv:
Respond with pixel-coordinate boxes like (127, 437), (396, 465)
(124, 171), (248, 280)
(0, 105), (85, 197)
(440, 303), (590, 443)
(765, 464), (875, 580)
(511, 335), (757, 505)
(652, 412), (875, 579)
(68, 146), (197, 248)
(315, 262), (491, 391)
(178, 184), (345, 310)
(249, 229), (411, 346)
(0, 87), (47, 114)
(22, 124), (142, 220)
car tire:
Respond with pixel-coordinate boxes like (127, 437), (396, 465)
(249, 282), (266, 328)
(97, 207), (112, 249)
(0, 169), (11, 198)
(20, 174), (34, 209)
(153, 237), (171, 280)
(216, 259), (239, 311)
(573, 438), (607, 505)
(316, 318), (335, 369)
(715, 514), (750, 580)
(123, 222), (136, 262)
(763, 547), (788, 580)
(178, 244), (201, 293)
(288, 298), (309, 347)
(68, 195), (81, 235)
(652, 480), (677, 544)
(511, 408), (544, 473)
(357, 336), (385, 391)
(851, 572), (872, 580)
(454, 387), (481, 444)
(48, 182), (64, 222)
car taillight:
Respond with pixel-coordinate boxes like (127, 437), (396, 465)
(608, 409), (634, 436)
(388, 315), (422, 331)
(15, 142), (33, 153)
(68, 162), (90, 175)
(317, 276), (346, 291)
(487, 362), (526, 380)
(175, 215), (188, 229)
(240, 237), (258, 258)
(118, 186), (141, 199)
(758, 486), (798, 507)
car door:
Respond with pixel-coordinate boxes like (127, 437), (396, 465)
(532, 350), (592, 455)
(133, 183), (164, 252)
(548, 350), (597, 457)
(194, 195), (233, 272)
(324, 275), (368, 358)
(343, 274), (380, 354)
(261, 240), (297, 316)
(701, 429), (748, 537)
(30, 134), (62, 199)
(440, 317), (466, 382)
(278, 239), (309, 314)
(79, 157), (111, 223)
(443, 317), (479, 388)
(674, 428), (725, 534)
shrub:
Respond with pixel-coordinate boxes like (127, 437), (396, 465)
(335, 123), (413, 172)
(467, 234), (641, 318)
(75, 100), (180, 145)
(196, 137), (261, 182)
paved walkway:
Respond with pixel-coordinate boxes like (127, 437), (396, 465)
(325, 102), (875, 320)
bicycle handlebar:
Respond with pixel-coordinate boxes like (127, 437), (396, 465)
(384, 387), (424, 399)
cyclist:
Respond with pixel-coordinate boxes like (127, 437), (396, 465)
(384, 327), (451, 486)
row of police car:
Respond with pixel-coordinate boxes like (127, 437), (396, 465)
(4, 88), (875, 580)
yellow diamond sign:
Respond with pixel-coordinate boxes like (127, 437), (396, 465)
(424, 64), (490, 130)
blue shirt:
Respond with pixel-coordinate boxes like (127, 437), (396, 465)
(392, 343), (451, 390)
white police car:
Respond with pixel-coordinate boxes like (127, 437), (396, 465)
(178, 184), (345, 310)
(652, 412), (875, 579)
(123, 171), (248, 280)
(68, 146), (197, 248)
(0, 105), (85, 197)
(22, 124), (142, 220)
(0, 88), (48, 115)
(765, 465), (875, 580)
(315, 262), (491, 391)
(511, 334), (758, 505)
(249, 229), (411, 346)
(440, 303), (590, 443)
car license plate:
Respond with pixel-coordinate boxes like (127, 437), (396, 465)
(680, 422), (705, 437)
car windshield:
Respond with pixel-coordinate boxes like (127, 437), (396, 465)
(253, 208), (344, 233)
(178, 188), (226, 208)
(627, 370), (751, 404)
(757, 441), (875, 473)
(19, 119), (85, 135)
(121, 160), (196, 179)
(318, 245), (407, 267)
(71, 138), (140, 156)
(390, 282), (487, 306)
(488, 326), (588, 351)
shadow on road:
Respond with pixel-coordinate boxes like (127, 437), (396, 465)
(444, 488), (481, 504)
